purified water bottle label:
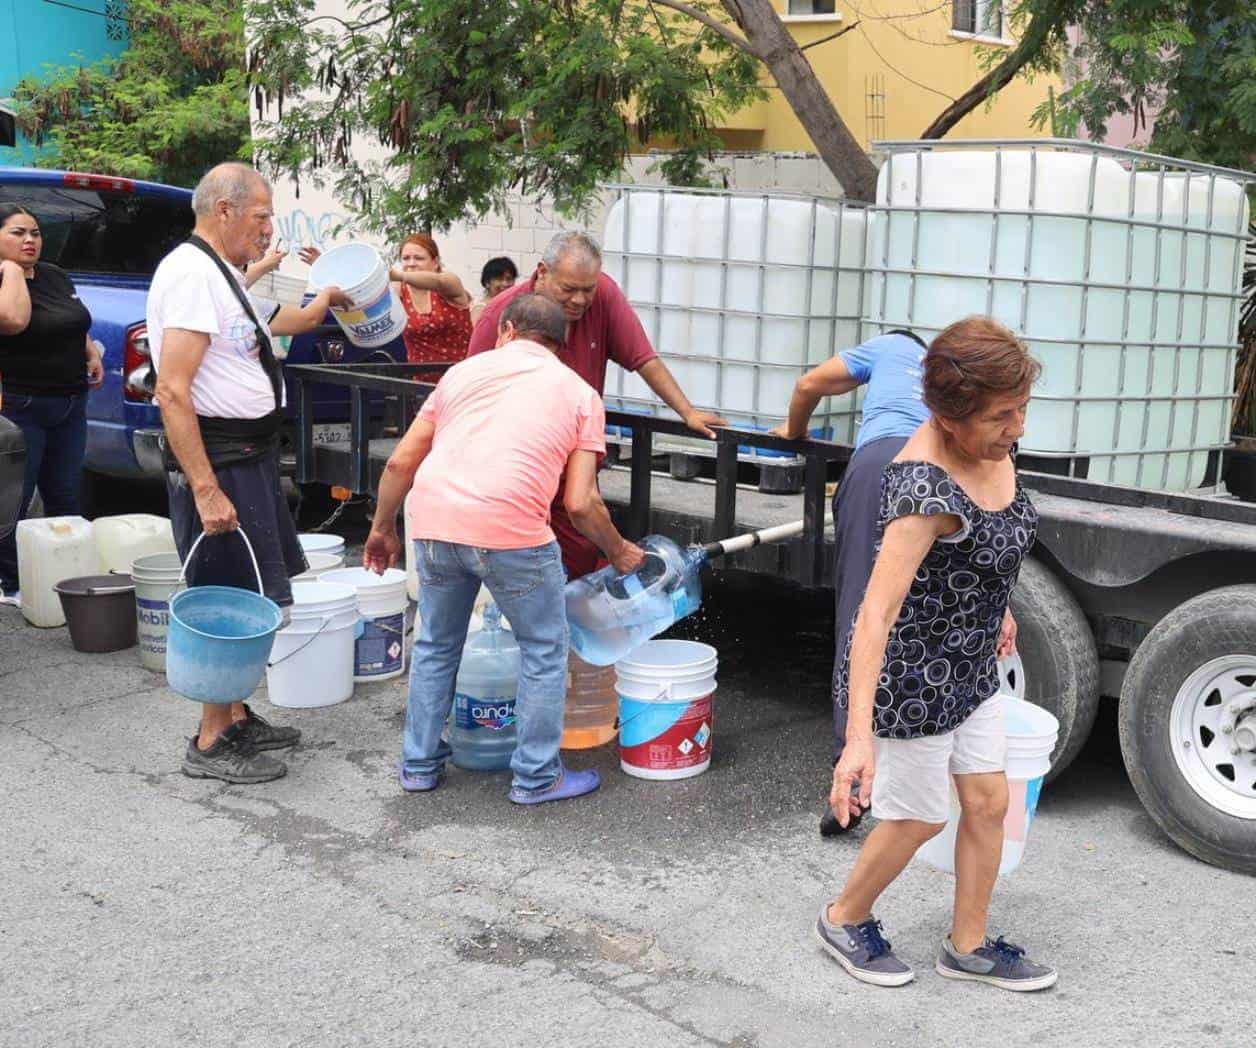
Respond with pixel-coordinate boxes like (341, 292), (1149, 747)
(454, 692), (517, 731)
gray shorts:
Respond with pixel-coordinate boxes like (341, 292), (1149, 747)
(167, 450), (307, 607)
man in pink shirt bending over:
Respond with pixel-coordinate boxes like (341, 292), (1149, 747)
(364, 294), (645, 805)
(468, 231), (726, 579)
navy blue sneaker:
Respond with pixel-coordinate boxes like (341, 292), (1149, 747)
(398, 763), (443, 793)
(508, 768), (600, 805)
(936, 936), (1057, 992)
(815, 909), (914, 987)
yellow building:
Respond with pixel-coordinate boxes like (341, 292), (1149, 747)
(716, 1), (1060, 152)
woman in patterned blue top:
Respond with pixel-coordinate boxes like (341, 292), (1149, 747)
(814, 317), (1058, 992)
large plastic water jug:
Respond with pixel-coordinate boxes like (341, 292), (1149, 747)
(94, 514), (176, 574)
(449, 603), (520, 771)
(562, 651), (619, 749)
(16, 516), (101, 627)
(566, 535), (704, 667)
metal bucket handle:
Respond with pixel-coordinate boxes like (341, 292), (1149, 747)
(267, 613), (332, 668)
(177, 528), (265, 595)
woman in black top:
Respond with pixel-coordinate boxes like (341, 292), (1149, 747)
(0, 203), (103, 599)
(815, 317), (1059, 992)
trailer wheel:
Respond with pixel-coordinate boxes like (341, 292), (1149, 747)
(1118, 586), (1256, 875)
(1008, 557), (1100, 781)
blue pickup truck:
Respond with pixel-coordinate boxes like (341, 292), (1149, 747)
(0, 166), (403, 502)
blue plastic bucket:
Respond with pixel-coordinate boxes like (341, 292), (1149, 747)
(166, 531), (282, 704)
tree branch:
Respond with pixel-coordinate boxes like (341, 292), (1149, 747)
(799, 20), (858, 52)
(647, 0), (757, 56)
(920, 0), (1077, 139)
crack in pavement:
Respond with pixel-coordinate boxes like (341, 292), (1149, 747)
(6, 720), (180, 785)
(172, 776), (795, 1047)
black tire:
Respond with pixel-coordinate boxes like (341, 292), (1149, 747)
(1118, 586), (1256, 875)
(1008, 557), (1101, 781)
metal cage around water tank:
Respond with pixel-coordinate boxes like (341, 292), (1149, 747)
(865, 139), (1254, 492)
(601, 184), (870, 455)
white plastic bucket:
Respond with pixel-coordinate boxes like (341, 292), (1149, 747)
(616, 640), (718, 780)
(292, 551), (345, 582)
(131, 552), (184, 673)
(266, 581), (361, 708)
(308, 243), (406, 348)
(320, 567), (408, 681)
(298, 533), (346, 559)
(917, 696), (1060, 876)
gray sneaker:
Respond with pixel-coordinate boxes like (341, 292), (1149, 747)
(815, 908), (914, 987)
(182, 722), (287, 784)
(936, 935), (1058, 992)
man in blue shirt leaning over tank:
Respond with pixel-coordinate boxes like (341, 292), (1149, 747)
(772, 329), (1017, 837)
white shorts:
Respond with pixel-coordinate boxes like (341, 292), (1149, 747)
(870, 695), (1008, 825)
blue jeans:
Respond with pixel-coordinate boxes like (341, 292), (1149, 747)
(402, 539), (570, 791)
(0, 391), (88, 592)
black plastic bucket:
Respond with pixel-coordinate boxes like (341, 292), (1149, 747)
(54, 575), (138, 653)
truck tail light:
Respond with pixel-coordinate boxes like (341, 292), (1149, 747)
(123, 323), (155, 402)
(63, 172), (135, 192)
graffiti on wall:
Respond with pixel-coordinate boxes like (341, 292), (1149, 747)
(276, 209), (350, 251)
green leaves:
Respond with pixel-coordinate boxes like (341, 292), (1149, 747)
(246, 0), (764, 238)
(1029, 0), (1256, 175)
(11, 0), (249, 187)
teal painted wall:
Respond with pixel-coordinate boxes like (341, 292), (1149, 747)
(1, 0), (129, 161)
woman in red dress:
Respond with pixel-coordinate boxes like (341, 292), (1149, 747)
(391, 234), (473, 364)
(300, 234), (473, 363)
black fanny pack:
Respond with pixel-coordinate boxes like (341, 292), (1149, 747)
(163, 410), (283, 471)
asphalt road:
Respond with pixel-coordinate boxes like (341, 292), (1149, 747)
(2, 568), (1252, 1048)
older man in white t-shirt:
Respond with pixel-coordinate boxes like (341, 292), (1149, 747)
(148, 162), (348, 786)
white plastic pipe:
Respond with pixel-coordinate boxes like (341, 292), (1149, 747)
(703, 514), (832, 558)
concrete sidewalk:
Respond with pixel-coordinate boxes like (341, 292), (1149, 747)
(2, 572), (1250, 1048)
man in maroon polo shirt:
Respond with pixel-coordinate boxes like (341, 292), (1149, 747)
(468, 230), (725, 578)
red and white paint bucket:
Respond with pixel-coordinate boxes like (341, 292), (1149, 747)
(616, 640), (718, 780)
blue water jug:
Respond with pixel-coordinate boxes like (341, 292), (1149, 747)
(565, 535), (705, 667)
(449, 603), (520, 771)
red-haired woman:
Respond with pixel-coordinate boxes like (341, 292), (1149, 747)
(300, 235), (473, 363)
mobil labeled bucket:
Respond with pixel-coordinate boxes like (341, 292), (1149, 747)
(308, 244), (406, 348)
(131, 552), (183, 673)
(265, 581), (362, 708)
(616, 640), (718, 780)
(166, 530), (283, 704)
(320, 567), (408, 681)
(917, 695), (1060, 876)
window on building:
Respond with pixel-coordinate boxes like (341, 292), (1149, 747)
(953, 0), (1003, 38)
(788, 0), (837, 15)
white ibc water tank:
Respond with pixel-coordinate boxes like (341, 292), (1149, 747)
(865, 145), (1250, 491)
(603, 189), (867, 439)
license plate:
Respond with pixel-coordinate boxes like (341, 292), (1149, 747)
(312, 423), (351, 447)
